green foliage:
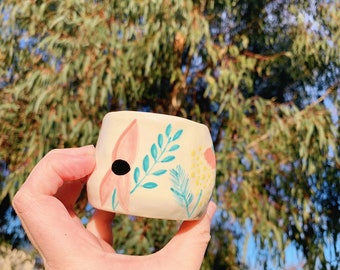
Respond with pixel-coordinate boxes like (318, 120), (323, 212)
(0, 0), (339, 268)
(112, 214), (179, 255)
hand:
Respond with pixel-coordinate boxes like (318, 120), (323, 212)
(12, 145), (217, 270)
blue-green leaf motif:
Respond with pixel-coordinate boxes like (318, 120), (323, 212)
(153, 169), (167, 176)
(158, 134), (163, 148)
(133, 167), (140, 183)
(112, 188), (118, 210)
(165, 124), (172, 137)
(161, 155), (175, 163)
(142, 182), (158, 189)
(151, 144), (158, 160)
(187, 193), (193, 205)
(169, 144), (180, 151)
(143, 155), (149, 172)
(130, 123), (183, 195)
(169, 165), (202, 218)
(173, 129), (183, 141)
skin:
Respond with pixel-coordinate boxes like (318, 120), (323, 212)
(12, 145), (217, 270)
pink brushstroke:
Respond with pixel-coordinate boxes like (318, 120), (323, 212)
(204, 147), (216, 169)
(100, 119), (139, 211)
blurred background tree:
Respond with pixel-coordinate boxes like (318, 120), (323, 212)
(0, 0), (339, 269)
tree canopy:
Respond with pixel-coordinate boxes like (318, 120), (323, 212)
(0, 0), (339, 269)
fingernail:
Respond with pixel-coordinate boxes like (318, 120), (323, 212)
(80, 145), (95, 155)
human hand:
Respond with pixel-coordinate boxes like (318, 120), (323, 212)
(12, 145), (216, 270)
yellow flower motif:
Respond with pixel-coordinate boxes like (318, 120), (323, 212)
(190, 148), (215, 209)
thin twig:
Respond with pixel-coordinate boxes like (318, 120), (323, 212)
(245, 84), (337, 150)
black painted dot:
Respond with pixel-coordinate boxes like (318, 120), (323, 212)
(111, 159), (131, 175)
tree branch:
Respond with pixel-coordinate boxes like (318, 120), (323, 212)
(245, 84), (337, 151)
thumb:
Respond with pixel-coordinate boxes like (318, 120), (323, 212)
(156, 201), (217, 270)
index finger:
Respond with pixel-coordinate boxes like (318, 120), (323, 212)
(12, 146), (96, 252)
(20, 145), (95, 196)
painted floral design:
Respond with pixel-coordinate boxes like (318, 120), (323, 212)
(99, 119), (139, 211)
(98, 118), (214, 217)
(189, 146), (216, 210)
(169, 165), (203, 218)
(130, 123), (183, 194)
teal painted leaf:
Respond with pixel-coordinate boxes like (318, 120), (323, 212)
(170, 187), (184, 201)
(133, 167), (140, 183)
(158, 134), (163, 148)
(151, 143), (158, 160)
(169, 165), (197, 217)
(142, 182), (158, 189)
(112, 188), (118, 210)
(161, 155), (175, 162)
(143, 155), (149, 172)
(169, 144), (180, 151)
(173, 129), (183, 141)
(153, 169), (167, 176)
(187, 193), (193, 205)
(165, 124), (172, 137)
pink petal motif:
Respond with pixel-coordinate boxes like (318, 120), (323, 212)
(204, 147), (216, 169)
(100, 169), (116, 207)
(111, 119), (138, 163)
(99, 119), (139, 211)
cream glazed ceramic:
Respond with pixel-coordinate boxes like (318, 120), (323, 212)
(87, 111), (216, 220)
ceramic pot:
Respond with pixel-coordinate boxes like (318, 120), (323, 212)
(87, 111), (216, 220)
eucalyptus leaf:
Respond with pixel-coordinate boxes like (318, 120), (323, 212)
(0, 0), (338, 268)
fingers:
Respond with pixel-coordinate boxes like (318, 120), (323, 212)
(155, 201), (217, 269)
(13, 145), (95, 221)
(20, 145), (95, 197)
(87, 209), (115, 247)
(84, 202), (217, 270)
(12, 145), (216, 270)
(12, 146), (96, 257)
(54, 178), (85, 212)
